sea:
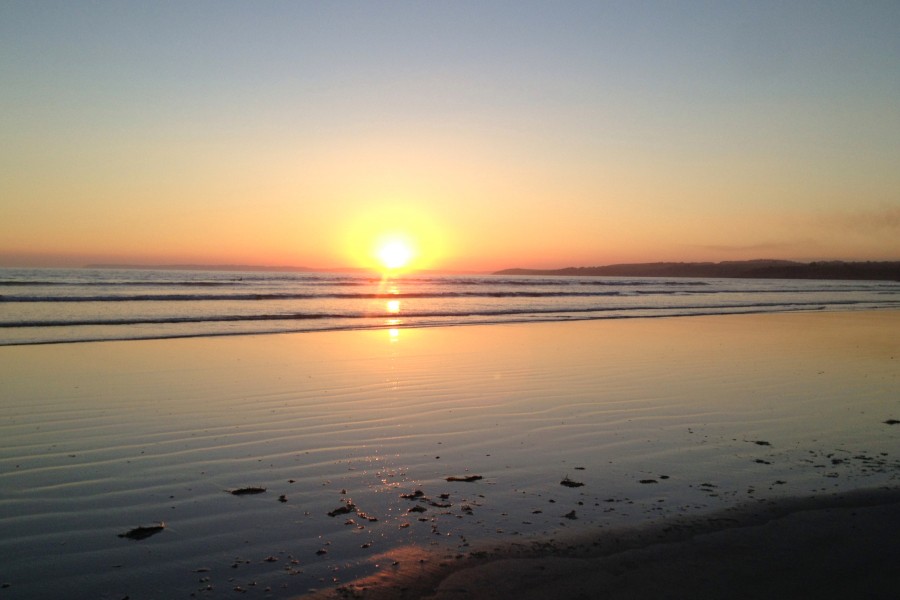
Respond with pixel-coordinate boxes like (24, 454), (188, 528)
(2, 267), (900, 345)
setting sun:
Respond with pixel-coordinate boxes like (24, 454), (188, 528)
(376, 239), (414, 270)
(341, 203), (448, 272)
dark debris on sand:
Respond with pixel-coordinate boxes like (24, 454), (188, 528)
(446, 475), (483, 482)
(560, 476), (585, 488)
(228, 486), (267, 496)
(328, 501), (357, 517)
(328, 500), (378, 521)
(118, 522), (165, 540)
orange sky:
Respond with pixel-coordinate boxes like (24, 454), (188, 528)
(2, 3), (899, 271)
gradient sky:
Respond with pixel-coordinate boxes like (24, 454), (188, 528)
(2, 1), (899, 271)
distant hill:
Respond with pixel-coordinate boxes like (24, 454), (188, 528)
(495, 260), (900, 281)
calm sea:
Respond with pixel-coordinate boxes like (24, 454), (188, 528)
(2, 267), (899, 345)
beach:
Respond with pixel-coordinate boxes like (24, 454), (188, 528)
(1, 310), (898, 599)
(305, 488), (900, 600)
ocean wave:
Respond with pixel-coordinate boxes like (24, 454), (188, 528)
(2, 299), (886, 329)
(0, 287), (877, 303)
(3, 304), (885, 346)
(0, 291), (630, 302)
(0, 276), (712, 288)
(2, 268), (898, 346)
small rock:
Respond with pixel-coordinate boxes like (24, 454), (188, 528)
(229, 487), (266, 496)
(560, 476), (584, 488)
(328, 502), (357, 517)
(446, 475), (483, 482)
(118, 523), (165, 540)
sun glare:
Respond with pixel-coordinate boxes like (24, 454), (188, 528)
(376, 239), (414, 270)
(342, 204), (446, 272)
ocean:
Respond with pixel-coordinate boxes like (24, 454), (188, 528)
(1, 267), (900, 345)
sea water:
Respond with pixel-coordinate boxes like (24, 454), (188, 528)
(2, 267), (899, 345)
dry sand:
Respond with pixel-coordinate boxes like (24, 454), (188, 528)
(304, 487), (900, 600)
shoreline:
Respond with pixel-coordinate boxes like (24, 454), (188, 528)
(302, 486), (900, 599)
(4, 305), (900, 348)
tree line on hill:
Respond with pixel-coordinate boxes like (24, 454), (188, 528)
(495, 260), (900, 281)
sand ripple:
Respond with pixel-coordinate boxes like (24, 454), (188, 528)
(1, 313), (898, 598)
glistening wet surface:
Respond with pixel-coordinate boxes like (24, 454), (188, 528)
(1, 312), (898, 598)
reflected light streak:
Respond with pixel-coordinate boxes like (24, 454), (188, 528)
(386, 318), (401, 342)
(378, 280), (403, 342)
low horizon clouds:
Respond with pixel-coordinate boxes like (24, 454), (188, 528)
(819, 206), (900, 233)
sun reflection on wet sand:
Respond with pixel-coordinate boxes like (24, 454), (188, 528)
(301, 545), (445, 600)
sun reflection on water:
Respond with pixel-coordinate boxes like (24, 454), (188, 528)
(378, 279), (404, 340)
(386, 318), (402, 342)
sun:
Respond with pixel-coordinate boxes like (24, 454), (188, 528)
(376, 238), (415, 270)
(343, 204), (447, 272)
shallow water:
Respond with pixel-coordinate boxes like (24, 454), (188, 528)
(0, 312), (898, 599)
(3, 267), (899, 344)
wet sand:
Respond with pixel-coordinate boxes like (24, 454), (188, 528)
(1, 310), (898, 599)
(302, 487), (900, 599)
(296, 311), (900, 599)
(442, 488), (900, 599)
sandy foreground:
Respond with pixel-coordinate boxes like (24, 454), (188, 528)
(2, 310), (899, 599)
(296, 310), (900, 599)
(303, 487), (900, 600)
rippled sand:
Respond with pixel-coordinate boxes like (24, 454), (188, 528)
(1, 311), (898, 598)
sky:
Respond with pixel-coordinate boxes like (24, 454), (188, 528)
(2, 1), (899, 272)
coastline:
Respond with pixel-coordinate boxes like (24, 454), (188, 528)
(1, 310), (898, 599)
(495, 259), (900, 281)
